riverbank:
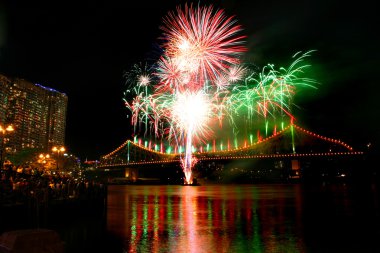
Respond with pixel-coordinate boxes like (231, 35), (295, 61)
(0, 173), (109, 252)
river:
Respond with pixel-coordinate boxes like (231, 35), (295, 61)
(101, 183), (379, 252)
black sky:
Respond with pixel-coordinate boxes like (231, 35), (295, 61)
(1, 0), (379, 160)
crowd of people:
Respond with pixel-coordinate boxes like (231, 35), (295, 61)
(0, 165), (106, 208)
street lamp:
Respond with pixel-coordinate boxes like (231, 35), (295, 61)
(39, 153), (50, 160)
(52, 146), (65, 170)
(38, 153), (50, 164)
(0, 124), (14, 170)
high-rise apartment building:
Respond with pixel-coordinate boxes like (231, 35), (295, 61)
(0, 73), (67, 153)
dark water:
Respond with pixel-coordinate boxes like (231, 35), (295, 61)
(105, 183), (380, 253)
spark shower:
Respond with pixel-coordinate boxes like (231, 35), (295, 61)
(124, 4), (317, 184)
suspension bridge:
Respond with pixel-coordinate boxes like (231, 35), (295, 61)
(99, 124), (364, 174)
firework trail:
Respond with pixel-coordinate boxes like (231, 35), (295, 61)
(157, 4), (246, 92)
(227, 50), (317, 125)
(123, 62), (156, 136)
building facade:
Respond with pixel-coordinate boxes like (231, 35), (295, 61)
(0, 73), (67, 153)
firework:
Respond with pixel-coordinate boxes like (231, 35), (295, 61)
(124, 4), (317, 184)
(159, 3), (246, 88)
(227, 50), (318, 124)
(127, 4), (246, 184)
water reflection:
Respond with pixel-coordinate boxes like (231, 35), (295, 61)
(107, 185), (307, 252)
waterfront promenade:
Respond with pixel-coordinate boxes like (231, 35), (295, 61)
(0, 169), (107, 252)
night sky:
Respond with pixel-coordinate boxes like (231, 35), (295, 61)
(0, 0), (378, 160)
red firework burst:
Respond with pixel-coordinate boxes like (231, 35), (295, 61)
(159, 3), (247, 87)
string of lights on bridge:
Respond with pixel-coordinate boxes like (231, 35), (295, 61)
(102, 124), (355, 160)
(100, 151), (364, 167)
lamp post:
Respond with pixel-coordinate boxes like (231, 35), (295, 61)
(52, 146), (65, 170)
(38, 153), (50, 170)
(0, 124), (14, 171)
